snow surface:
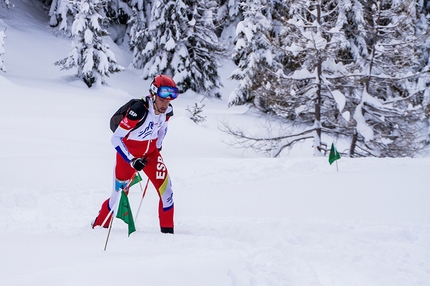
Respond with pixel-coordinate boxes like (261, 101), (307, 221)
(1, 1), (430, 285)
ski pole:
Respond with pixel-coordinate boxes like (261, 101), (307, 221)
(101, 208), (114, 228)
(104, 215), (114, 251)
(134, 177), (150, 223)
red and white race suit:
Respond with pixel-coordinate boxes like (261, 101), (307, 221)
(94, 96), (174, 229)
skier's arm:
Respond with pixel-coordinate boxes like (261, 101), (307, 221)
(111, 102), (147, 162)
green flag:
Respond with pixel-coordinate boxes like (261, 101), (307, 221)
(129, 172), (142, 188)
(116, 190), (136, 236)
(329, 143), (341, 165)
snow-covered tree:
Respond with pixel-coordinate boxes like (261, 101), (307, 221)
(102, 0), (131, 44)
(341, 0), (429, 157)
(228, 0), (429, 158)
(49, 0), (77, 36)
(55, 0), (124, 87)
(138, 0), (178, 79)
(215, 0), (244, 40)
(0, 29), (5, 72)
(49, 0), (129, 40)
(229, 0), (278, 106)
(416, 0), (430, 146)
(229, 0), (350, 156)
(179, 0), (225, 97)
(139, 0), (224, 97)
(128, 2), (150, 69)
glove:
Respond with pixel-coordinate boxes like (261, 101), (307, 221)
(158, 146), (162, 152)
(131, 158), (147, 171)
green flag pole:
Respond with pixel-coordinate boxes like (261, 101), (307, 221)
(329, 143), (341, 171)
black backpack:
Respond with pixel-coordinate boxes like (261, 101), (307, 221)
(110, 98), (149, 132)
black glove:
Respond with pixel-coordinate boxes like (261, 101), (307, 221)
(158, 146), (162, 152)
(131, 158), (147, 171)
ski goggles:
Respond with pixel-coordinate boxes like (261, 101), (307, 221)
(157, 86), (179, 100)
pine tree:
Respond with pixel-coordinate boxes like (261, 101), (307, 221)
(215, 0), (244, 39)
(49, 0), (129, 39)
(181, 0), (225, 97)
(229, 0), (277, 106)
(229, 0), (351, 156)
(138, 0), (177, 80)
(128, 2), (150, 69)
(343, 0), (429, 157)
(416, 0), (430, 147)
(48, 0), (77, 36)
(227, 0), (429, 158)
(139, 0), (224, 97)
(102, 0), (131, 44)
(55, 0), (124, 88)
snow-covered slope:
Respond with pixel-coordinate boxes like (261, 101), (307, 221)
(1, 1), (429, 285)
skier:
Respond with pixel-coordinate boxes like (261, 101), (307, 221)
(92, 75), (178, 234)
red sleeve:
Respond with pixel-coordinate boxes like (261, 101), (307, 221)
(119, 117), (140, 130)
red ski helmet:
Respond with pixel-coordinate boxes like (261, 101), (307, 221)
(150, 75), (179, 100)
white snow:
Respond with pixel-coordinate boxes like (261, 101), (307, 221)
(1, 1), (430, 285)
(331, 89), (346, 112)
(165, 36), (176, 51)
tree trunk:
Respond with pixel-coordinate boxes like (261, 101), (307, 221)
(314, 3), (322, 155)
(350, 129), (357, 157)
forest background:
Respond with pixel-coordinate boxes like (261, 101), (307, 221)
(1, 0), (430, 158)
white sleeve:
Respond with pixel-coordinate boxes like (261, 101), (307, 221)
(111, 127), (134, 162)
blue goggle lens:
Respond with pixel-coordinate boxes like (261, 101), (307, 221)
(157, 86), (179, 100)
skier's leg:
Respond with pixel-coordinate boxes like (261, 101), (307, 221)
(92, 153), (135, 228)
(144, 152), (174, 233)
(91, 198), (112, 228)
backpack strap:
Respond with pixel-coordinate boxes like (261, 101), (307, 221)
(130, 97), (149, 131)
